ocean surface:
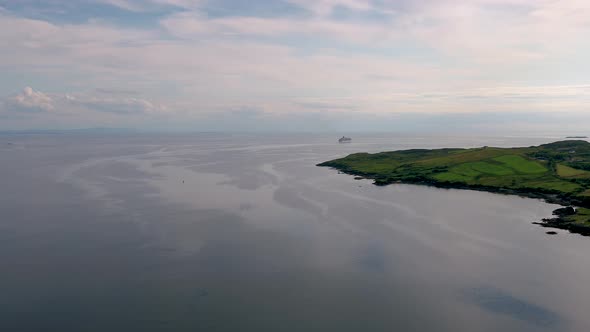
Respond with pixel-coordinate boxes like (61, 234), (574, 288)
(2, 133), (590, 331)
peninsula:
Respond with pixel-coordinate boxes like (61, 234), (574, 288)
(318, 140), (590, 235)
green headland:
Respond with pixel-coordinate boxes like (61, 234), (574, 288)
(318, 140), (590, 235)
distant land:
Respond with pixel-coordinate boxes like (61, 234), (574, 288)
(0, 128), (134, 135)
(566, 136), (588, 138)
(319, 140), (590, 235)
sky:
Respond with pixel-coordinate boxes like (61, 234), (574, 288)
(0, 0), (589, 133)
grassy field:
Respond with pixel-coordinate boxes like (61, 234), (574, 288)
(493, 155), (548, 174)
(555, 207), (590, 231)
(566, 208), (590, 225)
(557, 164), (590, 178)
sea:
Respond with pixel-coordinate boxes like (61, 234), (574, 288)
(2, 132), (590, 331)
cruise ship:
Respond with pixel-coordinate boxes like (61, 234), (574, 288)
(338, 136), (352, 143)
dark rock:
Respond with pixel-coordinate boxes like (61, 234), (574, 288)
(373, 178), (390, 186)
(553, 206), (576, 217)
(542, 217), (567, 224)
(546, 231), (558, 235)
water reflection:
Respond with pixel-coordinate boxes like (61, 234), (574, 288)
(464, 286), (562, 328)
(1, 133), (590, 331)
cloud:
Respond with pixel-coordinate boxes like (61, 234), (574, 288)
(156, 0), (590, 51)
(97, 0), (204, 11)
(97, 0), (147, 12)
(1, 1), (590, 131)
(1, 87), (167, 116)
(4, 86), (54, 112)
(94, 88), (140, 95)
(287, 0), (375, 17)
(66, 94), (167, 114)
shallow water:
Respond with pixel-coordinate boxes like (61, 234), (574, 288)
(2, 133), (590, 331)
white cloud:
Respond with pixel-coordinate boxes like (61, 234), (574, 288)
(1, 1), (590, 130)
(5, 87), (54, 112)
(66, 94), (168, 114)
(98, 0), (147, 12)
(155, 0), (590, 66)
(2, 87), (168, 116)
(96, 0), (204, 11)
(287, 0), (376, 16)
(159, 10), (398, 43)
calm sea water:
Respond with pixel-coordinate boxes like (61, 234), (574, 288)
(2, 133), (590, 331)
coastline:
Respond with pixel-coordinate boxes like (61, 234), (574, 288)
(319, 165), (590, 236)
(318, 140), (590, 236)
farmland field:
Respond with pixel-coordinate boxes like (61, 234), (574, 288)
(557, 164), (590, 178)
(493, 155), (548, 174)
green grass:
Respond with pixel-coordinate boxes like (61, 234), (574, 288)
(493, 155), (547, 174)
(524, 180), (582, 193)
(557, 164), (590, 178)
(451, 163), (482, 177)
(433, 162), (514, 184)
(564, 207), (590, 226)
(433, 172), (472, 182)
(468, 161), (514, 175)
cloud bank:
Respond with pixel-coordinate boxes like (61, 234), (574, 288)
(0, 0), (589, 131)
